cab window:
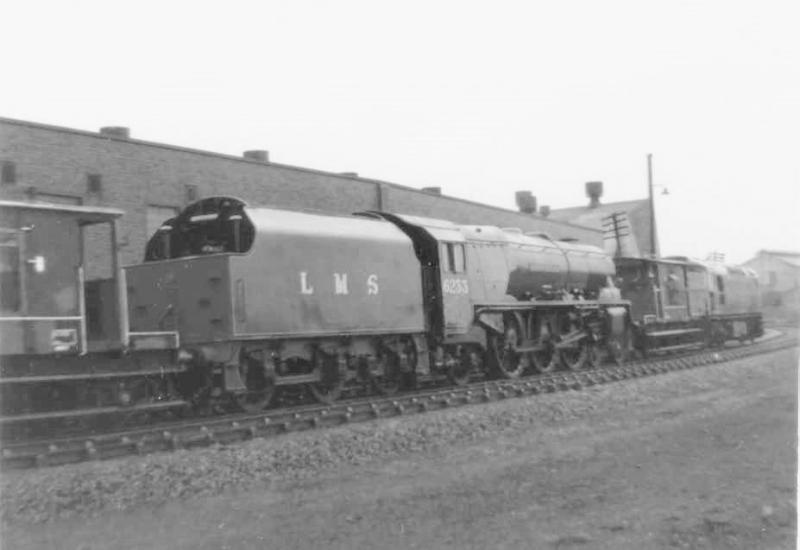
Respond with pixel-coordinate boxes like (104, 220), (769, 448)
(440, 242), (466, 273)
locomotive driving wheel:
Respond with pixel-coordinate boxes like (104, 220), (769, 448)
(556, 313), (588, 370)
(559, 343), (588, 370)
(309, 350), (344, 404)
(491, 317), (526, 379)
(529, 320), (557, 373)
(233, 351), (275, 413)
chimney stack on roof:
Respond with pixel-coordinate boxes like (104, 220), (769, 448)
(539, 205), (551, 217)
(422, 186), (442, 195)
(99, 126), (130, 139)
(585, 181), (603, 208)
(515, 190), (537, 214)
(243, 150), (269, 162)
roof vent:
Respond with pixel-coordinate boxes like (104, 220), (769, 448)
(340, 172), (359, 178)
(243, 150), (269, 163)
(515, 191), (537, 214)
(585, 181), (603, 208)
(99, 126), (130, 139)
(540, 205), (551, 217)
(421, 186), (442, 195)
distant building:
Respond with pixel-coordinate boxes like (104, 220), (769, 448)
(743, 250), (800, 310)
(546, 181), (655, 258)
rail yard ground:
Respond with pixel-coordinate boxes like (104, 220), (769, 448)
(2, 345), (797, 549)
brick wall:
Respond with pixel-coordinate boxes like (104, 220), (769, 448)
(0, 117), (601, 270)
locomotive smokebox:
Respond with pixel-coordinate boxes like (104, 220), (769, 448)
(515, 191), (537, 214)
(585, 181), (603, 208)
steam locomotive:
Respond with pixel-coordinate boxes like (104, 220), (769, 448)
(0, 196), (763, 428)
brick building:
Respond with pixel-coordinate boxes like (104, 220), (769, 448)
(0, 117), (600, 276)
(743, 250), (800, 311)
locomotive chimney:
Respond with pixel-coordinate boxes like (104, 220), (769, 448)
(539, 205), (551, 217)
(515, 191), (537, 214)
(99, 126), (130, 139)
(243, 150), (270, 162)
(422, 186), (442, 195)
(585, 181), (603, 208)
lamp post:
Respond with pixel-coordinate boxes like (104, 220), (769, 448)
(647, 154), (669, 258)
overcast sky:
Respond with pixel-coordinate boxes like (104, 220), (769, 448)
(2, 0), (797, 263)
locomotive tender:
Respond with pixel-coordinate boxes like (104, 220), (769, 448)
(128, 197), (631, 410)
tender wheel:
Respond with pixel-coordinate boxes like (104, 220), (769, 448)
(447, 348), (473, 386)
(233, 351), (275, 413)
(491, 320), (526, 379)
(373, 351), (402, 396)
(309, 350), (344, 404)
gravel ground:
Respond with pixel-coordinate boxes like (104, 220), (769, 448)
(1, 346), (796, 528)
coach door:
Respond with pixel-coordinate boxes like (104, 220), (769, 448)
(0, 228), (25, 320)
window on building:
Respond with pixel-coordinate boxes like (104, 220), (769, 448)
(86, 173), (103, 194)
(768, 271), (777, 287)
(146, 205), (179, 240)
(0, 231), (21, 312)
(1, 161), (16, 185)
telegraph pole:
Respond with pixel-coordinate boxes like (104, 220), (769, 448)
(647, 153), (659, 258)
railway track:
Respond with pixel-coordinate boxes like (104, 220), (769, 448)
(2, 330), (796, 471)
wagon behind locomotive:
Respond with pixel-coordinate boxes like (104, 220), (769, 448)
(614, 255), (762, 353)
(0, 200), (183, 436)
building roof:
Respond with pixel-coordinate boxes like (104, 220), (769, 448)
(547, 198), (653, 257)
(754, 249), (800, 258)
(744, 249), (800, 270)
